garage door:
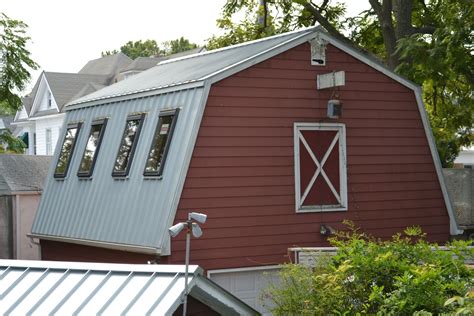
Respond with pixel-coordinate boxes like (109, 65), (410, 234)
(208, 266), (280, 315)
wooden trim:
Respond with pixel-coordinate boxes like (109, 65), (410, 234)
(294, 122), (347, 213)
(207, 265), (281, 278)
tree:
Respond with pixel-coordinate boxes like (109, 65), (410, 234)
(163, 37), (198, 54)
(0, 13), (38, 112)
(266, 223), (473, 315)
(102, 39), (162, 59)
(102, 37), (199, 59)
(209, 0), (473, 166)
(0, 130), (26, 153)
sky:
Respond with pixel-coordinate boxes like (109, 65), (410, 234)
(2, 0), (369, 93)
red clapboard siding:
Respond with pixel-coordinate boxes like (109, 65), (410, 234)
(167, 42), (450, 271)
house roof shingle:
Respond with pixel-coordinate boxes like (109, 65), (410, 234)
(0, 154), (52, 192)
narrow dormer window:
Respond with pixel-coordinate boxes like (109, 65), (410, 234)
(54, 122), (81, 178)
(112, 113), (145, 177)
(78, 119), (108, 177)
(144, 109), (179, 177)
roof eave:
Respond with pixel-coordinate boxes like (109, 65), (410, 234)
(28, 233), (162, 255)
(65, 80), (206, 111)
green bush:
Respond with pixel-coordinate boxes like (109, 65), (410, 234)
(266, 223), (473, 315)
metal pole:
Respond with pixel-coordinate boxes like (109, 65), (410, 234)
(183, 221), (191, 316)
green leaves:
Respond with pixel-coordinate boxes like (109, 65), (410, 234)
(266, 224), (474, 315)
(0, 13), (38, 112)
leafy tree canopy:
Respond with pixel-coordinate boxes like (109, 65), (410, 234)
(208, 0), (473, 166)
(267, 223), (474, 315)
(0, 13), (38, 112)
(163, 37), (198, 54)
(102, 37), (199, 59)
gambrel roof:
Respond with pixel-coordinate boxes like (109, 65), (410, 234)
(31, 26), (460, 257)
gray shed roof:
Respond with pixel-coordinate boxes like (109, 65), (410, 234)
(0, 259), (257, 315)
(68, 27), (319, 108)
(0, 155), (52, 192)
(78, 52), (133, 76)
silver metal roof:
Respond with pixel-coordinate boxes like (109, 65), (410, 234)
(32, 87), (207, 253)
(68, 27), (320, 108)
(0, 259), (257, 315)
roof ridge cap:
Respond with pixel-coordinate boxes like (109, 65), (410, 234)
(158, 26), (321, 66)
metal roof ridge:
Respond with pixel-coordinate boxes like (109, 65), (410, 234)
(158, 25), (321, 67)
(0, 259), (201, 274)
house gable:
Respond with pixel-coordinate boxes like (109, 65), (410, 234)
(29, 73), (59, 116)
(165, 42), (452, 271)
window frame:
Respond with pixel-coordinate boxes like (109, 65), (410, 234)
(77, 118), (108, 178)
(112, 113), (146, 178)
(45, 128), (52, 155)
(53, 122), (82, 179)
(143, 108), (180, 178)
(294, 122), (348, 213)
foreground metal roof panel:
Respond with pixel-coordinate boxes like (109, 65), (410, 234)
(0, 260), (257, 316)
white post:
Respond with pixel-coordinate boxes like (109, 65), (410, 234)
(183, 219), (191, 316)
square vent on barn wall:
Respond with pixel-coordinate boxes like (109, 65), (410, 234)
(310, 37), (328, 66)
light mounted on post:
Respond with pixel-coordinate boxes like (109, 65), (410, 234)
(168, 211), (207, 316)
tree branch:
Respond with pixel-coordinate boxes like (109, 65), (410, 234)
(296, 0), (353, 46)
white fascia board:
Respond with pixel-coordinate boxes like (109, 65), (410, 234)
(318, 32), (419, 91)
(207, 265), (281, 278)
(66, 80), (205, 110)
(28, 233), (161, 255)
(414, 87), (462, 235)
(318, 32), (461, 235)
(161, 81), (212, 256)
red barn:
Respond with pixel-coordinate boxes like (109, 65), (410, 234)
(31, 27), (460, 313)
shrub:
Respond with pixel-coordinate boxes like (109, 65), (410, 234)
(266, 223), (473, 315)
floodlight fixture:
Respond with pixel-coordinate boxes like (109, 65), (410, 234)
(189, 212), (207, 224)
(191, 223), (203, 238)
(168, 211), (207, 316)
(168, 222), (185, 237)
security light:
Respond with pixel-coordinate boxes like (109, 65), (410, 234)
(168, 211), (207, 316)
(191, 223), (203, 238)
(168, 222), (185, 237)
(189, 212), (207, 224)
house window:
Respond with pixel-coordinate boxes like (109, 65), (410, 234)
(45, 128), (52, 155)
(54, 123), (81, 178)
(33, 133), (37, 155)
(112, 113), (145, 177)
(144, 109), (179, 177)
(78, 119), (108, 177)
(294, 123), (347, 212)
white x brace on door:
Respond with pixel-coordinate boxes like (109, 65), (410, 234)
(294, 123), (347, 212)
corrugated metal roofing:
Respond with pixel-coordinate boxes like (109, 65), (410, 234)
(69, 27), (319, 107)
(0, 259), (257, 315)
(31, 87), (207, 252)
